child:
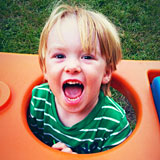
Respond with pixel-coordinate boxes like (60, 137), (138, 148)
(28, 4), (131, 154)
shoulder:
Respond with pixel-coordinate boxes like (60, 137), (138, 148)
(31, 82), (53, 102)
(99, 91), (126, 119)
(30, 83), (53, 108)
(31, 83), (53, 99)
(103, 96), (126, 118)
(32, 83), (51, 94)
(29, 83), (53, 118)
(97, 92), (127, 128)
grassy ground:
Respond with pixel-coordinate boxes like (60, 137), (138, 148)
(0, 0), (159, 60)
(0, 0), (159, 129)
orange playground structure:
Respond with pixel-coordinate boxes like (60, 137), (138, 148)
(0, 52), (160, 160)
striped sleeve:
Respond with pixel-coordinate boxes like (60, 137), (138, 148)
(28, 104), (45, 142)
(102, 112), (131, 151)
(27, 84), (48, 143)
(100, 96), (132, 151)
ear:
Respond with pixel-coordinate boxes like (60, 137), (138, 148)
(102, 68), (112, 84)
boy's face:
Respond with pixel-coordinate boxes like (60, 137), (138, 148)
(45, 16), (111, 116)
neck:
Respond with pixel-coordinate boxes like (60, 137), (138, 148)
(55, 99), (98, 127)
(56, 106), (85, 127)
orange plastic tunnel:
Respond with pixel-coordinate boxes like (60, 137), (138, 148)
(0, 52), (160, 160)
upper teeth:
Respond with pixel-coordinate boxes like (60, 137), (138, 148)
(66, 81), (81, 85)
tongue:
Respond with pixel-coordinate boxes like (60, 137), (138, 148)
(64, 86), (82, 99)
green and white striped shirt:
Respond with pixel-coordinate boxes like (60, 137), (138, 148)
(28, 83), (131, 153)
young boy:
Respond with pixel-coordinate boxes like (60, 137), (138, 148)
(28, 4), (131, 154)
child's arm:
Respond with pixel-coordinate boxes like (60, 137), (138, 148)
(27, 108), (45, 142)
(103, 115), (131, 151)
(27, 86), (47, 144)
(52, 142), (77, 154)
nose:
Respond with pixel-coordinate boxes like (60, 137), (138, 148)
(64, 59), (81, 74)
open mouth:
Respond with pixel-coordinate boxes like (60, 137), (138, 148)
(63, 80), (84, 100)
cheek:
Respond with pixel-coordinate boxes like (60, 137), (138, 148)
(45, 65), (61, 87)
(47, 75), (61, 97)
(86, 71), (103, 88)
(45, 61), (60, 77)
(85, 65), (106, 86)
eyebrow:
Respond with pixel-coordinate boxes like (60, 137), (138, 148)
(48, 44), (66, 54)
(48, 44), (86, 55)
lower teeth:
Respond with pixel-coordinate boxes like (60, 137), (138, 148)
(67, 97), (80, 101)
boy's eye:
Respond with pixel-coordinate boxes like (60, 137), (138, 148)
(81, 55), (94, 60)
(54, 54), (65, 59)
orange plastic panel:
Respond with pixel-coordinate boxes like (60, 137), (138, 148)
(0, 52), (160, 160)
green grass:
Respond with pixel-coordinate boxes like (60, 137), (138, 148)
(0, 0), (159, 130)
(0, 0), (159, 59)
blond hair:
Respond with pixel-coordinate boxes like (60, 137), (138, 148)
(39, 4), (122, 96)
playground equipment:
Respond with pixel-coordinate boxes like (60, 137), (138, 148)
(0, 52), (160, 160)
(151, 76), (160, 121)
